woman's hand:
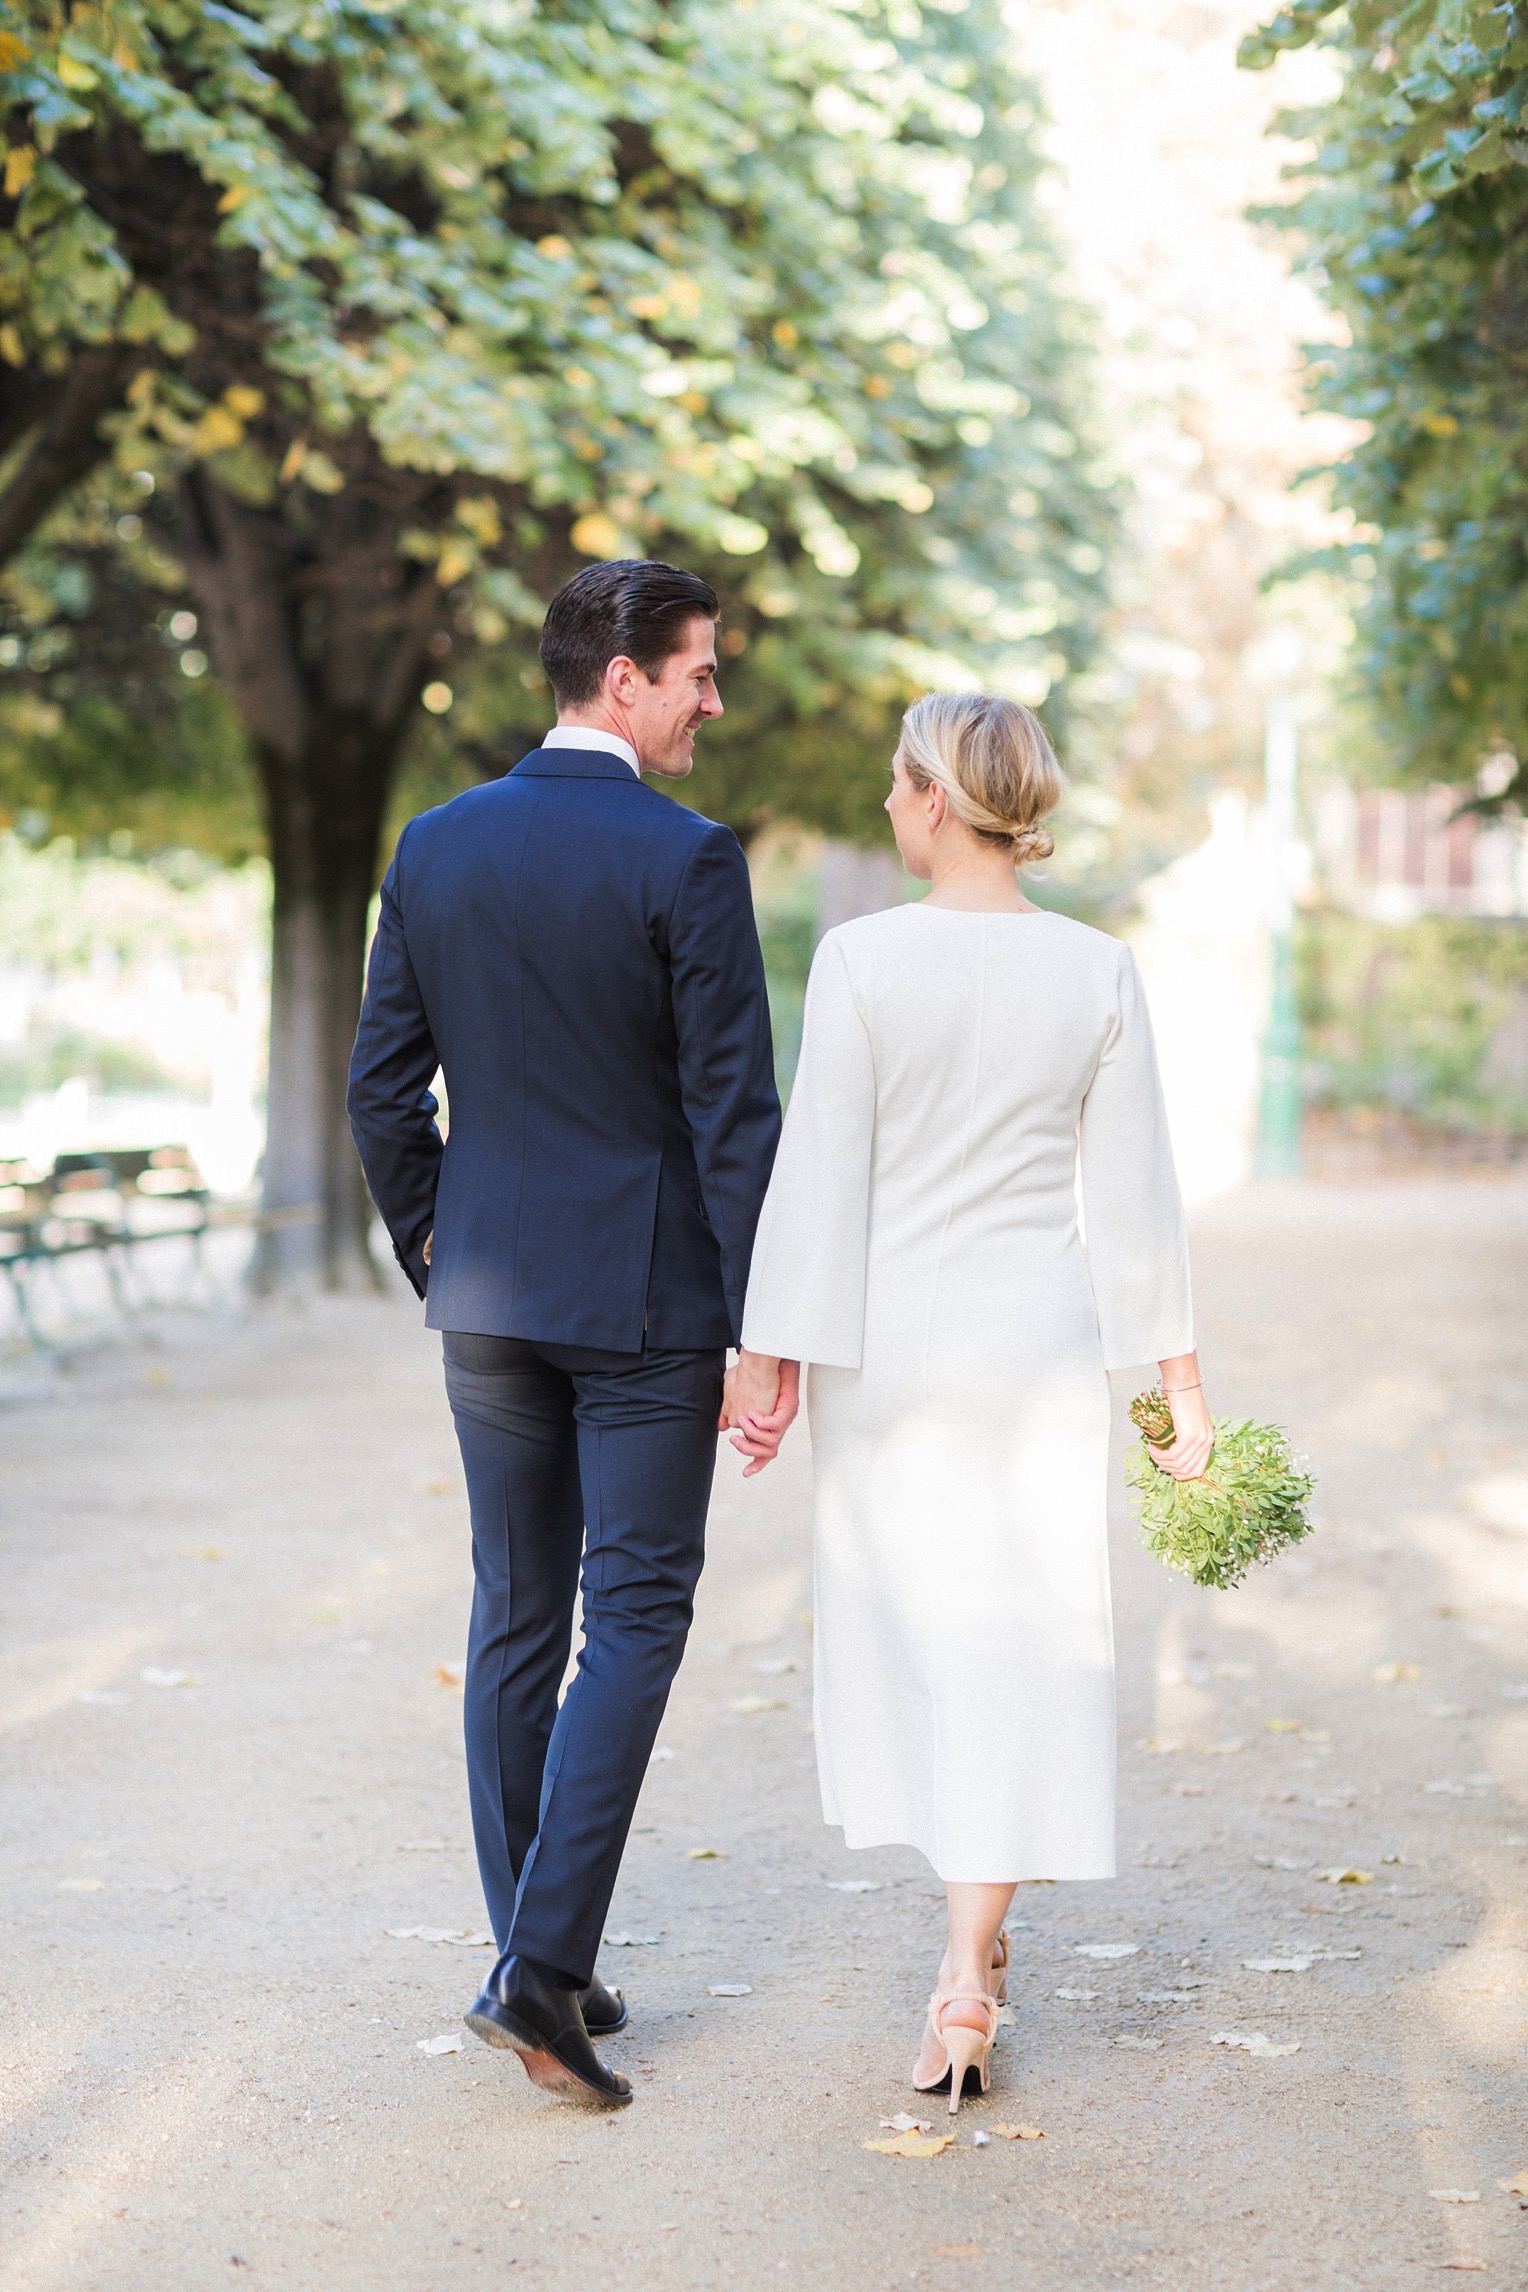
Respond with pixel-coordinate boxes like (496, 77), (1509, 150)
(1148, 1353), (1214, 1481)
(720, 1351), (801, 1476)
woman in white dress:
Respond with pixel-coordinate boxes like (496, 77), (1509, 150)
(725, 694), (1214, 2112)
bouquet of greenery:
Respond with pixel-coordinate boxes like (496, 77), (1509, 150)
(1125, 1390), (1315, 1591)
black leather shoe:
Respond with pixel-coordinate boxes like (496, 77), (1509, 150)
(465, 1954), (632, 2107)
(579, 1969), (628, 2036)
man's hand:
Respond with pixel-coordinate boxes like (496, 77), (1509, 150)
(720, 1350), (800, 1476)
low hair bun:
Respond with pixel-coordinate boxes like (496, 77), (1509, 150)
(898, 693), (1062, 864)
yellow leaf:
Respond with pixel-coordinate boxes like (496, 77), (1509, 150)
(536, 234), (573, 260)
(217, 185), (253, 213)
(1372, 1662), (1419, 1684)
(863, 2132), (954, 2158)
(126, 366), (157, 407)
(190, 406), (244, 456)
(865, 373), (892, 398)
(570, 512), (624, 559)
(1497, 2170), (1528, 2196)
(434, 1664), (464, 1689)
(687, 1845), (726, 1860)
(435, 542), (474, 588)
(1264, 1717), (1304, 1733)
(5, 146), (36, 197)
(771, 318), (799, 348)
(0, 323), (23, 368)
(0, 32), (30, 69)
(299, 449), (344, 494)
(278, 439), (307, 484)
(56, 52), (99, 90)
(455, 495), (501, 548)
(677, 389), (708, 415)
(222, 384), (264, 420)
(1316, 1866), (1372, 1886)
(627, 294), (668, 320)
(1419, 409), (1458, 437)
(990, 2122), (1045, 2140)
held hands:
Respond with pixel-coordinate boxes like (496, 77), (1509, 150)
(1147, 1363), (1214, 1482)
(720, 1350), (800, 1476)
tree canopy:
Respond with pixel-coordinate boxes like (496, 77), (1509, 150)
(1, 0), (1111, 847)
(1241, 0), (1528, 800)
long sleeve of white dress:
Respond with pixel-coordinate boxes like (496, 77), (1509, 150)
(1077, 945), (1193, 1370)
(740, 933), (875, 1369)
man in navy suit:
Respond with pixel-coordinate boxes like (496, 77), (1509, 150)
(348, 561), (793, 2105)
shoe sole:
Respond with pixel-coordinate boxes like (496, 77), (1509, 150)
(464, 2008), (632, 2109)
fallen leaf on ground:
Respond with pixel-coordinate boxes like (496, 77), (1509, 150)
(414, 1478), (459, 1496)
(687, 1846), (726, 1860)
(1243, 1957), (1316, 1973)
(79, 1690), (128, 1706)
(1137, 1738), (1187, 1754)
(1425, 1778), (1492, 1796)
(972, 2130), (992, 2148)
(990, 2123), (1045, 2140)
(1138, 1988), (1202, 2003)
(1211, 2030), (1300, 2056)
(434, 1664), (464, 1689)
(1251, 1854), (1304, 1870)
(386, 1926), (493, 1946)
(826, 1879), (881, 1892)
(863, 2131), (954, 2158)
(1055, 1987), (1100, 2000)
(603, 1931), (660, 1947)
(1202, 1738), (1246, 1756)
(1372, 1662), (1420, 1684)
(1264, 1718), (1305, 1733)
(1314, 1793), (1358, 1808)
(1075, 1943), (1139, 1959)
(417, 2032), (464, 2055)
(1315, 1867), (1372, 1885)
(1132, 1854), (1182, 1869)
(880, 2113), (932, 2133)
(397, 1840), (450, 1853)
(649, 1745), (676, 1762)
(730, 1694), (789, 1713)
(1429, 2189), (1480, 2203)
(1170, 1783), (1208, 1797)
(180, 1545), (225, 1562)
(58, 1877), (106, 1891)
(1265, 1792), (1299, 1804)
(142, 1667), (196, 1688)
(1497, 2170), (1528, 2196)
(995, 2004), (1015, 2026)
(1436, 2260), (1486, 2271)
(707, 1983), (752, 1997)
(1114, 2035), (1162, 2050)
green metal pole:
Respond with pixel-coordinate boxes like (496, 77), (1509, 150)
(1256, 698), (1303, 1177)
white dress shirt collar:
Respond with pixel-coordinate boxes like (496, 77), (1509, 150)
(542, 725), (641, 777)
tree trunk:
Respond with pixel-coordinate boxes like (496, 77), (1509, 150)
(254, 714), (401, 1291)
(175, 468), (440, 1290)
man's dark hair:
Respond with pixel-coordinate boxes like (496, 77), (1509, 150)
(539, 559), (719, 706)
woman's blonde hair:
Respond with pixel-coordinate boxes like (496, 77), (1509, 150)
(898, 693), (1062, 866)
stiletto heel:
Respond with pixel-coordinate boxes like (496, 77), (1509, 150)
(911, 1990), (999, 2113)
(941, 2023), (990, 2115)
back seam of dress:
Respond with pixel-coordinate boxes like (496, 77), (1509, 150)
(919, 917), (988, 1389)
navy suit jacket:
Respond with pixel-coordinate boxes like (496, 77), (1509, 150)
(347, 746), (781, 1351)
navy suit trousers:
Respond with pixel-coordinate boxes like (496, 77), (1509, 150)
(442, 1331), (723, 1987)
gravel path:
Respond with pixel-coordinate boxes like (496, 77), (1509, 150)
(1, 1182), (1525, 2292)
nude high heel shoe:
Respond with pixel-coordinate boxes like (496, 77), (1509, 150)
(912, 1990), (999, 2115)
